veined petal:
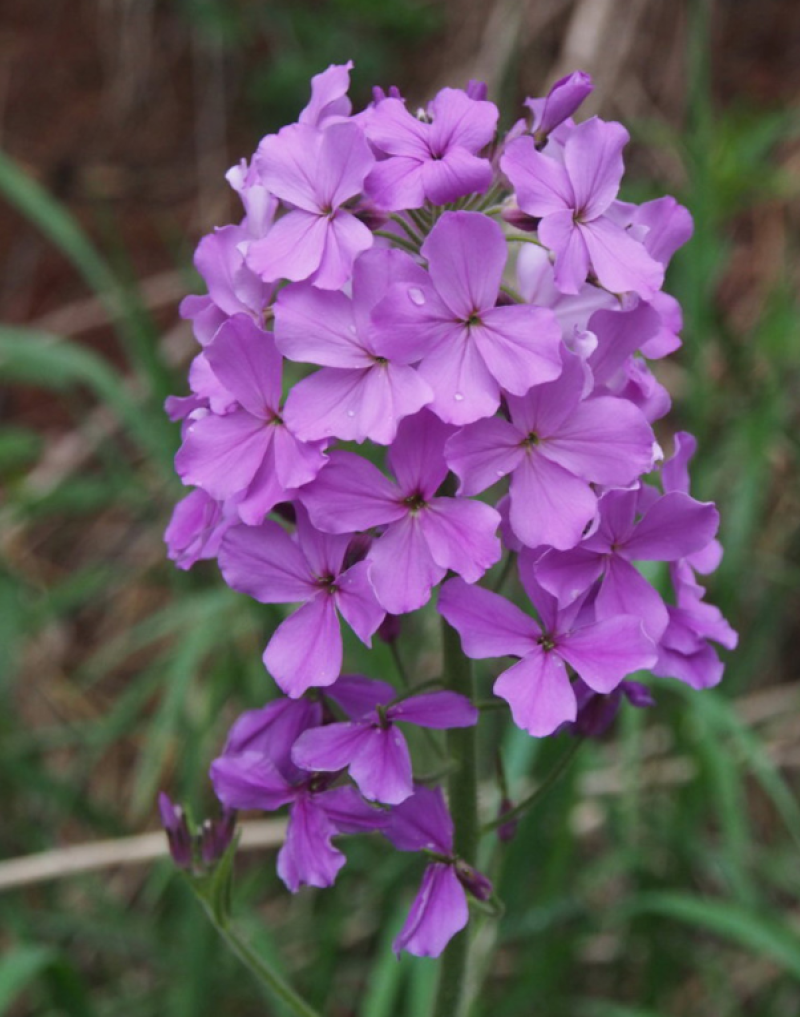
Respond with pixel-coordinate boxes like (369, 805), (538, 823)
(365, 98), (430, 159)
(300, 451), (405, 533)
(579, 217), (664, 299)
(393, 864), (468, 958)
(558, 616), (656, 693)
(501, 136), (574, 216)
(428, 87), (498, 153)
(387, 409), (452, 499)
(472, 305), (563, 396)
(278, 795), (344, 891)
(349, 725), (413, 804)
(317, 121), (375, 208)
(365, 156), (426, 211)
(438, 577), (538, 659)
(534, 546), (605, 606)
(335, 559), (386, 644)
(210, 751), (294, 811)
(418, 329), (499, 425)
(219, 520), (314, 603)
(274, 284), (369, 368)
(543, 396), (656, 485)
(389, 691), (478, 729)
(494, 650), (576, 737)
(421, 148), (493, 205)
(175, 410), (271, 499)
(264, 595), (343, 695)
(367, 515), (444, 614)
(596, 555), (669, 642)
(508, 453), (598, 551)
(421, 497), (501, 582)
(564, 117), (628, 219)
(256, 124), (321, 211)
(291, 722), (375, 774)
(205, 315), (282, 419)
(622, 492), (719, 561)
(445, 417), (524, 496)
(539, 210), (590, 295)
(422, 212), (506, 318)
(386, 785), (453, 854)
(313, 211), (373, 291)
(246, 210), (328, 284)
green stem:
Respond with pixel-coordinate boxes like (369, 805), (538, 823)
(373, 230), (421, 256)
(389, 213), (424, 247)
(432, 618), (478, 1017)
(480, 737), (585, 835)
(196, 898), (321, 1017)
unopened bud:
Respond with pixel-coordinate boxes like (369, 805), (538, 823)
(158, 792), (193, 870)
(454, 859), (493, 901)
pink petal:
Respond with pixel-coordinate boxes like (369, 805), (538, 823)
(558, 616), (656, 693)
(349, 726), (413, 804)
(313, 211), (373, 291)
(445, 417), (524, 496)
(274, 284), (369, 368)
(335, 559), (386, 644)
(393, 864), (468, 958)
(255, 124), (320, 212)
(622, 492), (719, 561)
(246, 210), (328, 284)
(421, 497), (501, 582)
(299, 451), (405, 533)
(209, 751), (294, 811)
(508, 453), (598, 551)
(368, 515), (445, 614)
(278, 795), (344, 891)
(438, 578), (537, 659)
(264, 594), (343, 695)
(534, 546), (605, 606)
(365, 155), (426, 211)
(219, 520), (313, 603)
(539, 209), (590, 295)
(205, 315), (283, 418)
(389, 691), (478, 729)
(505, 349), (585, 437)
(386, 409), (452, 499)
(427, 87), (498, 153)
(291, 722), (375, 774)
(543, 396), (656, 485)
(493, 650), (576, 737)
(500, 136), (573, 216)
(175, 410), (272, 500)
(579, 217), (664, 299)
(418, 329), (500, 425)
(472, 304), (563, 396)
(271, 423), (327, 490)
(365, 98), (430, 159)
(564, 117), (628, 219)
(317, 121), (375, 208)
(596, 555), (669, 642)
(421, 147), (493, 205)
(422, 212), (506, 318)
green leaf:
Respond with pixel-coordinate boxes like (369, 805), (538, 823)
(628, 892), (800, 980)
(0, 945), (56, 1013)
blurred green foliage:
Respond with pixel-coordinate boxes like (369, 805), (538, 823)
(1, 3), (800, 1014)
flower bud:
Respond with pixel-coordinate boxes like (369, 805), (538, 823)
(158, 792), (193, 870)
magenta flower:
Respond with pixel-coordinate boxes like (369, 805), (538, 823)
(299, 410), (501, 613)
(273, 249), (433, 444)
(445, 350), (657, 549)
(218, 506), (385, 695)
(535, 488), (720, 641)
(385, 787), (492, 957)
(439, 568), (656, 737)
(299, 61), (354, 127)
(525, 70), (593, 144)
(292, 686), (477, 805)
(501, 117), (664, 297)
(164, 488), (237, 570)
(372, 212), (563, 424)
(174, 315), (327, 525)
(364, 86), (498, 210)
(247, 121), (375, 290)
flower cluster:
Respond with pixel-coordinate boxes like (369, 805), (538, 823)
(164, 64), (735, 956)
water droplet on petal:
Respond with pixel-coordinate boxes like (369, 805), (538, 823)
(346, 409), (356, 417)
(454, 392), (464, 402)
(348, 324), (357, 334)
(496, 469), (505, 477)
(408, 287), (426, 306)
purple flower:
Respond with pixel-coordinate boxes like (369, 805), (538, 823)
(174, 315), (328, 525)
(273, 249), (433, 444)
(164, 488), (237, 570)
(292, 686), (477, 805)
(535, 487), (720, 641)
(364, 87), (498, 210)
(385, 787), (492, 957)
(158, 793), (193, 870)
(438, 567), (656, 737)
(219, 506), (385, 695)
(299, 61), (354, 127)
(501, 117), (664, 297)
(247, 121), (375, 290)
(299, 409), (501, 613)
(372, 212), (563, 424)
(526, 71), (594, 144)
(445, 349), (657, 549)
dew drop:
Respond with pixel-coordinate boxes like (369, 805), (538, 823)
(346, 409), (356, 417)
(348, 324), (357, 334)
(453, 392), (464, 402)
(496, 469), (505, 477)
(408, 287), (426, 306)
